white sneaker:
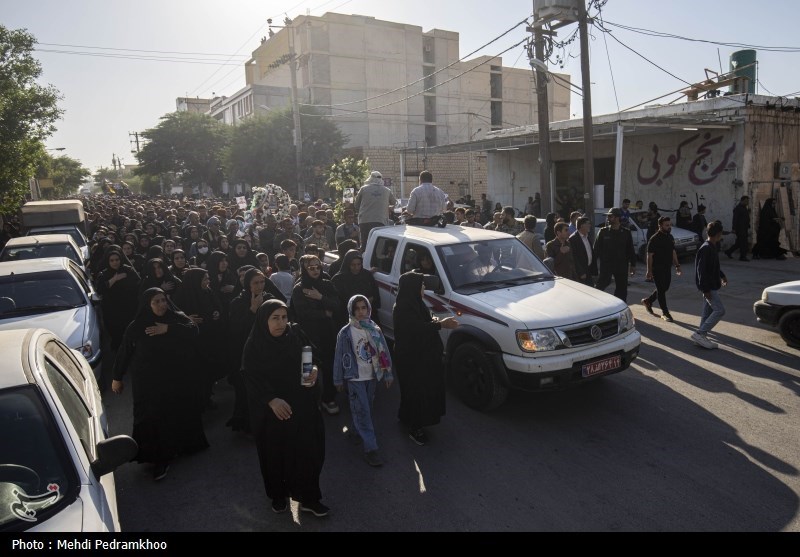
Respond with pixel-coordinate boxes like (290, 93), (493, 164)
(691, 332), (716, 350)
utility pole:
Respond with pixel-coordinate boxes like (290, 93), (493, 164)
(129, 131), (141, 154)
(287, 19), (303, 199)
(531, 28), (553, 215)
(578, 2), (595, 213)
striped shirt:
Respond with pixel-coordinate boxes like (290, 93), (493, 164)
(406, 182), (448, 219)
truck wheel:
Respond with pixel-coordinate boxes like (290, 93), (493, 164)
(778, 309), (800, 348)
(450, 342), (508, 411)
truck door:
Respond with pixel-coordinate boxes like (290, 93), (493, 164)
(368, 236), (400, 338)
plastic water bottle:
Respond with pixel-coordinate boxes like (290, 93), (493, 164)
(301, 346), (313, 386)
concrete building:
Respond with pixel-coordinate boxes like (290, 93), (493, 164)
(176, 97), (212, 114)
(193, 11), (571, 197)
(420, 94), (799, 251)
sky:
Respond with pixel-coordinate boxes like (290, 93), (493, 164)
(4, 0), (800, 172)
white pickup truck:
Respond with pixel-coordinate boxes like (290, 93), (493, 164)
(360, 224), (642, 410)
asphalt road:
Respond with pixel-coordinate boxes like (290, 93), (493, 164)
(104, 254), (800, 532)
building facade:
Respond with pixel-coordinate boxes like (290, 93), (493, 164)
(186, 11), (571, 198)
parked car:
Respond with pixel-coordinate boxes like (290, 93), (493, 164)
(753, 280), (800, 348)
(0, 258), (102, 372)
(0, 328), (137, 532)
(25, 225), (90, 263)
(0, 235), (89, 280)
(359, 224), (641, 410)
(594, 209), (701, 261)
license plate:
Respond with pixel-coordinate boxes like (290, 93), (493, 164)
(582, 355), (622, 377)
(685, 245), (697, 252)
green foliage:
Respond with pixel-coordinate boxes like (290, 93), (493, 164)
(36, 154), (91, 198)
(93, 167), (118, 185)
(135, 111), (229, 195)
(225, 106), (346, 195)
(325, 157), (370, 193)
(0, 25), (63, 212)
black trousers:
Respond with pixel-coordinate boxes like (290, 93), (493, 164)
(596, 263), (629, 302)
(645, 268), (672, 314)
(726, 229), (749, 259)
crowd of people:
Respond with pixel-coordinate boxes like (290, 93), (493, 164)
(0, 168), (791, 518)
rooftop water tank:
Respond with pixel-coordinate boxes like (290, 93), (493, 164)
(729, 50), (757, 95)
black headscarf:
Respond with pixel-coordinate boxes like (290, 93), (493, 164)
(172, 268), (215, 317)
(170, 249), (188, 279)
(332, 249), (380, 312)
(394, 271), (430, 322)
(299, 256), (324, 290)
(128, 288), (183, 340)
(243, 300), (293, 362)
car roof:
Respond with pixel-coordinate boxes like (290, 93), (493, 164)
(0, 257), (75, 276)
(377, 224), (512, 243)
(0, 329), (36, 390)
(4, 234), (79, 248)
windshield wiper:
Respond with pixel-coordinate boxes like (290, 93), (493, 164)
(0, 305), (81, 316)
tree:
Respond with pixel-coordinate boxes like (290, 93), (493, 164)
(93, 167), (118, 185)
(36, 154), (90, 198)
(225, 107), (346, 196)
(0, 25), (63, 212)
(135, 111), (229, 195)
(325, 157), (371, 223)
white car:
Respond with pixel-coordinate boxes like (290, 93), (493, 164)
(0, 258), (102, 372)
(363, 225), (641, 410)
(0, 329), (137, 532)
(1, 235), (89, 280)
(26, 225), (90, 263)
(594, 209), (701, 261)
(753, 281), (800, 348)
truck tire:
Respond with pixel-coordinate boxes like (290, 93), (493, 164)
(778, 309), (800, 348)
(450, 342), (508, 411)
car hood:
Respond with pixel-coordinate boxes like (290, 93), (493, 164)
(763, 280), (800, 306)
(0, 307), (87, 349)
(456, 278), (626, 330)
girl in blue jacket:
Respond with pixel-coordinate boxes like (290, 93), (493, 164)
(333, 295), (393, 467)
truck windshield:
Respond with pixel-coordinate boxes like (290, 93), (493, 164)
(438, 238), (554, 290)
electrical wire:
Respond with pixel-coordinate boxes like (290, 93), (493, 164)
(597, 8), (620, 112)
(603, 20), (800, 53)
(300, 17), (531, 108)
(592, 19), (692, 86)
(36, 42), (248, 58)
(34, 48), (244, 65)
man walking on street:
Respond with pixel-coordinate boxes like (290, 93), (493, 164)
(569, 216), (596, 287)
(642, 216), (682, 322)
(693, 221), (728, 349)
(405, 171), (448, 226)
(594, 207), (636, 302)
(725, 196), (751, 261)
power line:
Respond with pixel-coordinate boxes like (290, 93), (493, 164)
(301, 17), (531, 108)
(34, 48), (243, 65)
(603, 20), (800, 53)
(597, 8), (620, 112)
(37, 42), (248, 58)
(592, 19), (692, 86)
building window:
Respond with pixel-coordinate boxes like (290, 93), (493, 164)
(424, 96), (437, 123)
(424, 66), (436, 92)
(491, 101), (503, 127)
(490, 73), (503, 99)
(423, 39), (435, 64)
(425, 125), (437, 147)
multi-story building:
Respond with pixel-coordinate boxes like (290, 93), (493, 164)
(188, 11), (571, 199)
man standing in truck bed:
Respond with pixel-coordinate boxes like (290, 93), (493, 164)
(405, 171), (448, 227)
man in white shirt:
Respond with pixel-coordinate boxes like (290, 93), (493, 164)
(405, 170), (448, 226)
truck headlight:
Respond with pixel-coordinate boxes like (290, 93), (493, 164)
(517, 329), (563, 353)
(618, 308), (634, 333)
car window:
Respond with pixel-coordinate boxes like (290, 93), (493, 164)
(402, 244), (437, 275)
(29, 229), (87, 248)
(370, 238), (398, 275)
(0, 244), (80, 266)
(44, 340), (88, 400)
(0, 271), (86, 318)
(71, 266), (91, 296)
(0, 386), (78, 532)
(43, 358), (95, 462)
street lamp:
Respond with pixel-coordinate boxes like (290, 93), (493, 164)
(47, 147), (66, 152)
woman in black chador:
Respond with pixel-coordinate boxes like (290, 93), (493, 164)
(392, 272), (458, 446)
(331, 249), (380, 324)
(96, 249), (141, 351)
(291, 255), (342, 416)
(172, 268), (228, 408)
(752, 198), (788, 260)
(226, 269), (274, 433)
(241, 300), (329, 517)
(139, 258), (181, 300)
(112, 288), (208, 481)
(207, 250), (238, 315)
